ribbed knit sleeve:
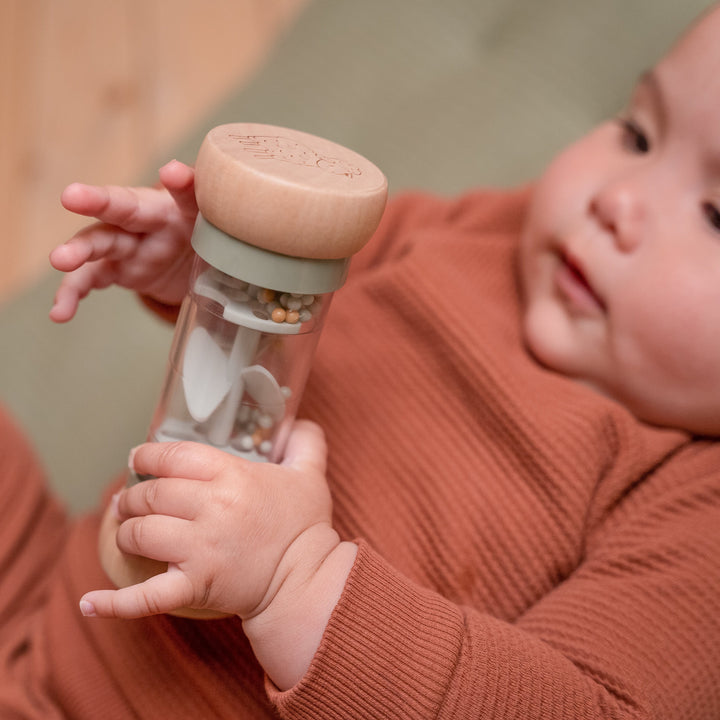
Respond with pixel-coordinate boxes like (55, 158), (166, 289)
(266, 187), (720, 719)
(271, 470), (720, 720)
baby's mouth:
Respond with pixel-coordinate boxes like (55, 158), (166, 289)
(555, 251), (606, 312)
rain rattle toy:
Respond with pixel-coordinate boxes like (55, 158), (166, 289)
(100, 123), (386, 617)
(135, 123), (388, 478)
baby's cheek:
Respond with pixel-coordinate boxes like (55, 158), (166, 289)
(530, 126), (612, 216)
(622, 281), (720, 380)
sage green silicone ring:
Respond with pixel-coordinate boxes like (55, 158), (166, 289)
(190, 214), (350, 294)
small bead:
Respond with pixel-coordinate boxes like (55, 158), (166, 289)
(286, 310), (300, 324)
(237, 434), (254, 451)
(259, 440), (273, 455)
(298, 309), (312, 323)
(271, 307), (287, 323)
(258, 288), (275, 303)
(302, 294), (315, 306)
(286, 297), (302, 311)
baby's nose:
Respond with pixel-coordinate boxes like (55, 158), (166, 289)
(589, 178), (646, 252)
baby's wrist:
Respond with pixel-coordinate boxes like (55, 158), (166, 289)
(242, 527), (358, 690)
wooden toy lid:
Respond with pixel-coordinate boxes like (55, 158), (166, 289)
(194, 123), (388, 260)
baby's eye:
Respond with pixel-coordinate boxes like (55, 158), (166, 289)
(702, 202), (720, 233)
(618, 118), (650, 154)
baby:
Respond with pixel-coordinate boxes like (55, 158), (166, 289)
(46, 4), (720, 718)
(520, 15), (720, 437)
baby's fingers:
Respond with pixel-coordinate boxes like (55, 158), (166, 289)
(49, 223), (137, 272)
(158, 160), (197, 219)
(61, 182), (174, 233)
(130, 441), (236, 483)
(79, 565), (194, 619)
(117, 477), (204, 523)
(49, 261), (117, 323)
(116, 514), (191, 563)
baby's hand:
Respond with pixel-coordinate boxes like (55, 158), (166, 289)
(49, 160), (198, 322)
(80, 421), (339, 620)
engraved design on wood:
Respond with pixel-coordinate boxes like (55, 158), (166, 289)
(229, 134), (362, 178)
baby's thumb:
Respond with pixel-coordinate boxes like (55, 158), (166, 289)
(281, 420), (327, 476)
(79, 566), (193, 619)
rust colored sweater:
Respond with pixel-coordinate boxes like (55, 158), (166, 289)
(0, 187), (719, 718)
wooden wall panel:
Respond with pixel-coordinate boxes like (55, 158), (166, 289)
(0, 0), (307, 303)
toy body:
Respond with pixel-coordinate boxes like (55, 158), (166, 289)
(145, 251), (332, 467)
(136, 123), (387, 474)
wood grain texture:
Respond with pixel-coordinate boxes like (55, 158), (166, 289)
(194, 123), (388, 258)
(0, 0), (308, 303)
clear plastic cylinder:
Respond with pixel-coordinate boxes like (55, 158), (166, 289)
(143, 255), (332, 468)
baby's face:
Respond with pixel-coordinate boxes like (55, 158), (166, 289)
(519, 4), (720, 435)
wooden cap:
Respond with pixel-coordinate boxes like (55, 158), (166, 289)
(194, 123), (388, 259)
